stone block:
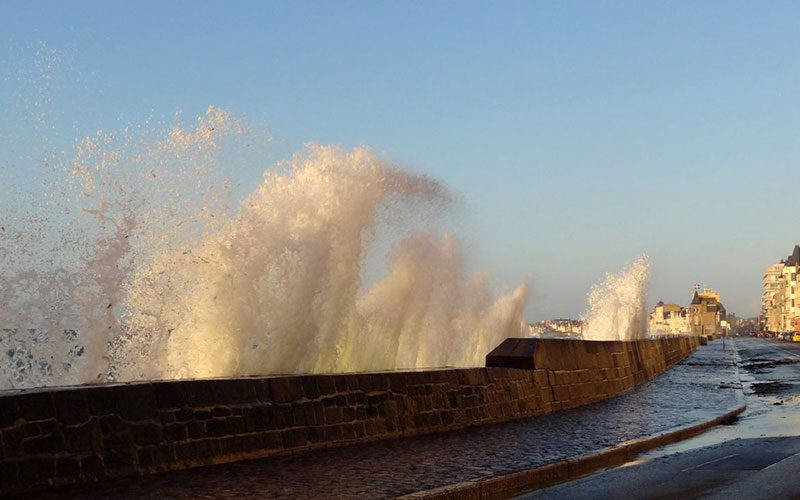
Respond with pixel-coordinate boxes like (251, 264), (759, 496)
(52, 390), (90, 426)
(485, 338), (537, 369)
(324, 425), (344, 441)
(299, 376), (321, 400)
(173, 441), (197, 462)
(56, 456), (81, 478)
(261, 430), (284, 449)
(16, 393), (54, 422)
(11, 420), (40, 437)
(154, 382), (187, 409)
(187, 421), (205, 439)
(17, 457), (55, 484)
(22, 432), (64, 454)
(80, 455), (104, 479)
(115, 384), (158, 421)
(86, 387), (116, 416)
(252, 379), (272, 402)
(226, 416), (247, 435)
(538, 387), (555, 403)
(102, 429), (133, 450)
(364, 419), (387, 436)
(348, 392), (367, 405)
(350, 374), (374, 393)
(457, 369), (490, 386)
(175, 439), (220, 462)
(269, 377), (305, 403)
(0, 398), (18, 428)
(341, 406), (356, 423)
(532, 369), (549, 386)
(361, 374), (385, 393)
(129, 422), (161, 447)
(566, 384), (583, 401)
(306, 426), (324, 443)
(286, 428), (309, 447)
(162, 423), (187, 442)
(533, 340), (577, 371)
(553, 370), (573, 386)
(213, 380), (256, 406)
(576, 370), (593, 384)
(184, 380), (217, 407)
(159, 410), (176, 425)
(194, 409), (213, 421)
(552, 385), (570, 402)
(105, 450), (136, 477)
(205, 419), (228, 437)
(387, 373), (408, 393)
(315, 376), (337, 396)
(324, 407), (343, 425)
(136, 447), (158, 470)
(62, 422), (98, 453)
(0, 459), (18, 485)
(211, 407), (232, 418)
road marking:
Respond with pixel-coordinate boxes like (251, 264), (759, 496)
(683, 453), (739, 472)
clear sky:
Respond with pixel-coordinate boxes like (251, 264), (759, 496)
(2, 0), (799, 320)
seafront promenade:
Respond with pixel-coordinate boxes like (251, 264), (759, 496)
(33, 341), (742, 499)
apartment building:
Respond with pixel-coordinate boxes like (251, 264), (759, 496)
(648, 302), (690, 334)
(761, 245), (800, 333)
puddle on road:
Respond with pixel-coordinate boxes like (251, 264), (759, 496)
(634, 339), (800, 463)
(750, 381), (792, 395)
(741, 358), (800, 373)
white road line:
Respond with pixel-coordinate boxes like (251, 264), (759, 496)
(682, 453), (739, 472)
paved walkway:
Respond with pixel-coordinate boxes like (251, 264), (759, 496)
(40, 341), (743, 499)
(521, 337), (800, 499)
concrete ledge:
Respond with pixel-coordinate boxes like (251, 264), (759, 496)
(400, 404), (746, 500)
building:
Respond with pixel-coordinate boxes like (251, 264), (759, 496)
(762, 263), (785, 334)
(781, 246), (800, 331)
(648, 302), (690, 334)
(688, 289), (726, 337)
(648, 288), (726, 336)
(527, 319), (583, 336)
(697, 288), (720, 302)
(761, 245), (800, 334)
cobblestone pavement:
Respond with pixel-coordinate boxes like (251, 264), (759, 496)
(40, 342), (742, 499)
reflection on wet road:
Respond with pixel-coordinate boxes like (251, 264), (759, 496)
(522, 337), (800, 499)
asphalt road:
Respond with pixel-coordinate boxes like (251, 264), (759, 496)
(520, 337), (800, 499)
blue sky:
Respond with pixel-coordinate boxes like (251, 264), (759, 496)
(2, 1), (800, 319)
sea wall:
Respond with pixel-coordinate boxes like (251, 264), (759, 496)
(0, 336), (698, 494)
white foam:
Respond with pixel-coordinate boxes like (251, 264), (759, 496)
(581, 255), (651, 341)
(0, 108), (529, 389)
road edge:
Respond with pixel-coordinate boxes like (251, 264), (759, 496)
(400, 404), (747, 500)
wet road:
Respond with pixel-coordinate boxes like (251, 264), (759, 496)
(521, 337), (800, 499)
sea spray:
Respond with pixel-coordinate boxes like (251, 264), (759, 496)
(356, 232), (529, 371)
(581, 255), (650, 341)
(1, 107), (243, 388)
(0, 108), (529, 389)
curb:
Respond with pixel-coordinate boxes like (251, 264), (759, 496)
(400, 404), (747, 500)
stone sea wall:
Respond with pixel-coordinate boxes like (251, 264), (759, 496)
(0, 336), (698, 494)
